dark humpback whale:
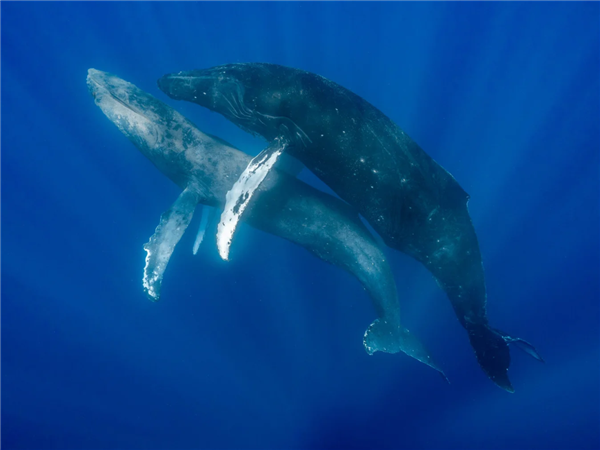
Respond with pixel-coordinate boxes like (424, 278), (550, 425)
(87, 69), (448, 381)
(158, 63), (543, 392)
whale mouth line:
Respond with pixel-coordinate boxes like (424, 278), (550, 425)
(105, 88), (150, 121)
(109, 93), (149, 121)
(88, 72), (150, 121)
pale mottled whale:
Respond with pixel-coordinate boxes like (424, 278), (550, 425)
(87, 69), (448, 380)
(158, 63), (543, 392)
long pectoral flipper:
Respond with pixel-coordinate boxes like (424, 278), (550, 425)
(217, 138), (287, 261)
(143, 187), (198, 301)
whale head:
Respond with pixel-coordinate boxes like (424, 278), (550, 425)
(158, 64), (312, 147)
(87, 68), (202, 188)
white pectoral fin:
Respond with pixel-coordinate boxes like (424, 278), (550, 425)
(193, 205), (212, 255)
(143, 187), (198, 301)
(216, 138), (287, 261)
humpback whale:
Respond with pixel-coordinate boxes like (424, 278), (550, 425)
(158, 63), (543, 392)
(87, 69), (448, 380)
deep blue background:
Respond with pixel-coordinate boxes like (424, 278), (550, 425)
(2, 2), (599, 449)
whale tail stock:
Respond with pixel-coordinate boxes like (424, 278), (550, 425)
(466, 323), (544, 393)
(363, 319), (450, 383)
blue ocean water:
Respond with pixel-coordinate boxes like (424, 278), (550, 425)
(2, 2), (599, 449)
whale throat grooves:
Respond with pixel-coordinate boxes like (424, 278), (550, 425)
(216, 139), (286, 261)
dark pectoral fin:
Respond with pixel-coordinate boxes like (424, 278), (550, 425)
(143, 187), (198, 301)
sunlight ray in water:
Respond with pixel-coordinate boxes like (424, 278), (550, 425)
(193, 205), (212, 255)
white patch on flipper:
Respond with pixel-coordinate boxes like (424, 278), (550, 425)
(193, 205), (212, 255)
(217, 140), (286, 261)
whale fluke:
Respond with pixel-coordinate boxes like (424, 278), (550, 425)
(363, 319), (449, 383)
(492, 328), (545, 363)
(467, 323), (513, 392)
(467, 324), (544, 393)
